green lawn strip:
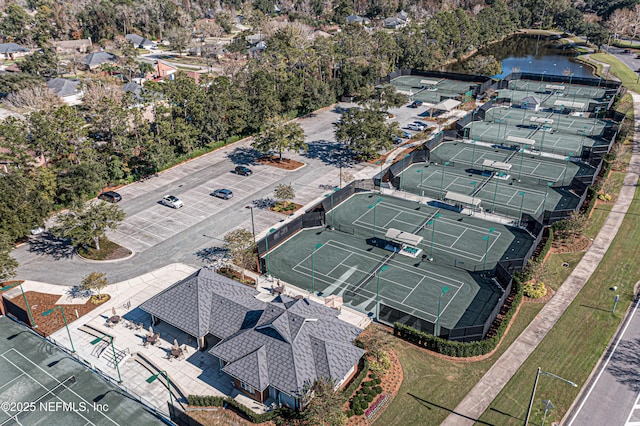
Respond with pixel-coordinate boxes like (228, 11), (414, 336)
(377, 303), (543, 425)
(479, 185), (640, 426)
(613, 40), (640, 48)
(77, 238), (130, 260)
(544, 252), (585, 291)
(585, 204), (612, 240)
(589, 53), (640, 92)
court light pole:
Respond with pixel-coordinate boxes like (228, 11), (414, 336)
(248, 206), (256, 243)
(42, 306), (75, 353)
(539, 124), (546, 153)
(147, 370), (173, 406)
(524, 367), (577, 426)
(436, 286), (450, 337)
(518, 191), (526, 227)
(497, 118), (503, 143)
(562, 153), (573, 186)
(439, 162), (450, 200)
(427, 213), (442, 261)
(264, 228), (276, 277)
(325, 187), (339, 229)
(90, 334), (122, 383)
(470, 181), (477, 215)
(417, 168), (425, 199)
(541, 182), (553, 220)
(471, 138), (477, 167)
(311, 243), (322, 295)
(367, 197), (384, 239)
(376, 160), (384, 193)
(376, 265), (389, 321)
(400, 153), (410, 191)
(482, 228), (496, 269)
(518, 145), (527, 182)
(1, 282), (36, 328)
(492, 173), (500, 212)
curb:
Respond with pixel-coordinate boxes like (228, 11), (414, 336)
(76, 249), (136, 264)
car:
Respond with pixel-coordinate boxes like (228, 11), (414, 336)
(407, 123), (424, 131)
(98, 191), (122, 203)
(413, 121), (428, 128)
(234, 166), (253, 176)
(212, 189), (234, 200)
(402, 131), (412, 138)
(409, 100), (423, 108)
(161, 195), (184, 208)
(30, 227), (45, 235)
(393, 137), (403, 145)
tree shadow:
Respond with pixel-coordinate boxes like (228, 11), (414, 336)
(303, 139), (357, 167)
(193, 246), (229, 264)
(225, 146), (262, 166)
(26, 234), (76, 260)
(606, 337), (640, 392)
(407, 393), (495, 425)
(252, 198), (276, 209)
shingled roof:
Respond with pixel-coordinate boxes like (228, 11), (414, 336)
(140, 268), (364, 397)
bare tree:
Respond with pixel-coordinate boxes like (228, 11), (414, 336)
(2, 84), (62, 112)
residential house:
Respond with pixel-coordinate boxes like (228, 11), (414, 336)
(83, 51), (117, 70)
(140, 268), (365, 410)
(154, 60), (177, 80)
(247, 41), (267, 58)
(46, 78), (83, 105)
(122, 81), (143, 104)
(0, 43), (30, 60)
(345, 14), (370, 25)
(125, 34), (157, 50)
(384, 17), (406, 29)
(51, 39), (92, 54)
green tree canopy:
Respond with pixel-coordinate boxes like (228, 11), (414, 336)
(223, 228), (256, 280)
(81, 271), (108, 296)
(252, 116), (307, 160)
(0, 232), (18, 281)
(334, 107), (396, 160)
(50, 200), (125, 251)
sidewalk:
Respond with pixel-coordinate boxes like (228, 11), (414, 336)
(440, 93), (640, 425)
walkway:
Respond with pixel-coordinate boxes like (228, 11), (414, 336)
(440, 93), (640, 425)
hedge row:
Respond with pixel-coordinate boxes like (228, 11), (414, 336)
(539, 227), (554, 261)
(187, 394), (296, 423)
(341, 357), (369, 402)
(393, 278), (523, 357)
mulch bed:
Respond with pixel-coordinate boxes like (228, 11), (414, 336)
(77, 238), (132, 261)
(2, 290), (109, 337)
(269, 202), (303, 215)
(217, 267), (256, 286)
(257, 156), (305, 170)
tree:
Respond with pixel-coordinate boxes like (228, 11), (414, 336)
(50, 201), (125, 251)
(80, 271), (108, 297)
(553, 211), (587, 243)
(2, 84), (62, 112)
(302, 378), (346, 426)
(223, 229), (256, 280)
(19, 47), (58, 78)
(166, 27), (190, 56)
(252, 116), (307, 161)
(0, 232), (18, 282)
(274, 183), (295, 206)
(334, 107), (395, 160)
(0, 172), (52, 241)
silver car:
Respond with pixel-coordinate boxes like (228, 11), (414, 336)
(161, 195), (184, 208)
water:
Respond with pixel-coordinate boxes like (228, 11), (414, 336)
(449, 34), (595, 79)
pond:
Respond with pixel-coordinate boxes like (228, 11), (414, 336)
(448, 34), (595, 79)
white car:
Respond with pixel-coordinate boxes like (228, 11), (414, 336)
(161, 195), (184, 208)
(407, 123), (424, 131)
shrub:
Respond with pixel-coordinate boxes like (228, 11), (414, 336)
(374, 386), (382, 394)
(365, 394), (374, 403)
(359, 400), (369, 410)
(354, 407), (364, 416)
(347, 410), (354, 418)
(369, 351), (391, 375)
(374, 377), (382, 385)
(523, 280), (547, 299)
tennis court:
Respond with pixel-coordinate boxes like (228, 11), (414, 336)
(496, 89), (606, 111)
(0, 316), (163, 425)
(506, 79), (609, 99)
(266, 193), (535, 332)
(484, 106), (608, 137)
(390, 75), (475, 103)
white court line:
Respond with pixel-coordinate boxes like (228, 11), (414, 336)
(382, 211), (404, 229)
(0, 374), (23, 391)
(450, 228), (467, 248)
(401, 276), (425, 304)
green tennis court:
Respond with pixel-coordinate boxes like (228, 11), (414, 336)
(506, 79), (609, 99)
(496, 89), (606, 111)
(0, 316), (164, 425)
(483, 106), (608, 137)
(390, 75), (475, 103)
(265, 193), (535, 332)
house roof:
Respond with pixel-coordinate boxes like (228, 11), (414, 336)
(83, 51), (117, 67)
(126, 34), (155, 47)
(140, 269), (364, 396)
(0, 43), (29, 54)
(51, 39), (91, 49)
(521, 96), (541, 105)
(384, 17), (405, 27)
(155, 61), (177, 77)
(46, 78), (80, 97)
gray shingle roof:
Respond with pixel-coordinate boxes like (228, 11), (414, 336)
(0, 43), (29, 54)
(83, 51), (117, 67)
(46, 78), (80, 97)
(141, 269), (364, 396)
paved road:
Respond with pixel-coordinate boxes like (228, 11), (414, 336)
(566, 295), (640, 426)
(11, 102), (432, 286)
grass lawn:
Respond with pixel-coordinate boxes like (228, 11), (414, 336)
(479, 183), (640, 425)
(77, 238), (131, 261)
(377, 303), (543, 425)
(587, 53), (640, 92)
(544, 252), (585, 291)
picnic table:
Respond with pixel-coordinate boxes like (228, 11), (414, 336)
(146, 333), (160, 345)
(108, 315), (121, 324)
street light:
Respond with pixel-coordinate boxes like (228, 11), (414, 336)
(439, 162), (450, 200)
(518, 191), (526, 227)
(400, 153), (410, 191)
(376, 265), (389, 321)
(264, 228), (276, 277)
(436, 286), (450, 337)
(90, 334), (122, 383)
(427, 213), (442, 261)
(376, 160), (384, 193)
(325, 187), (339, 229)
(311, 243), (323, 295)
(524, 367), (577, 426)
(367, 197), (384, 239)
(42, 307), (75, 353)
(1, 282), (36, 328)
(483, 228), (495, 269)
(147, 370), (173, 406)
(248, 206), (256, 244)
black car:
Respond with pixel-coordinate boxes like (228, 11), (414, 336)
(409, 100), (423, 108)
(235, 166), (253, 176)
(98, 191), (122, 203)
